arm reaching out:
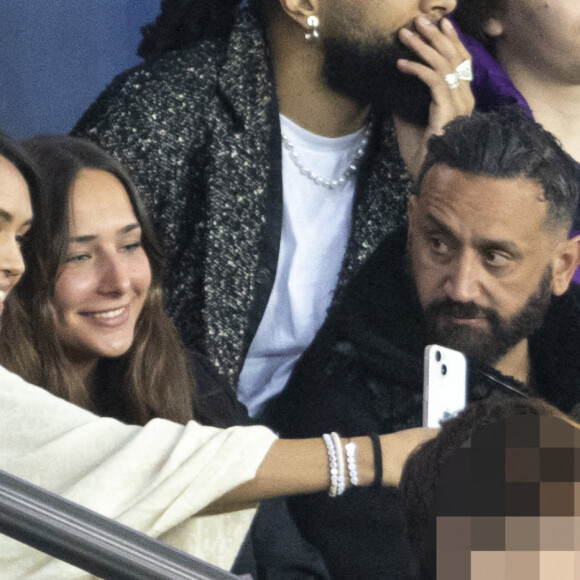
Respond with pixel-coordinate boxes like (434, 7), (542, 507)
(206, 426), (439, 513)
(0, 364), (438, 575)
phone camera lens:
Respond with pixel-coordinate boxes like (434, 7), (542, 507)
(441, 364), (447, 375)
(435, 350), (441, 362)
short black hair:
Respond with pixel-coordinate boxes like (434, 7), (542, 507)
(400, 396), (572, 579)
(417, 109), (580, 231)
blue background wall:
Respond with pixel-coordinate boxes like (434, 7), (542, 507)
(0, 1), (161, 139)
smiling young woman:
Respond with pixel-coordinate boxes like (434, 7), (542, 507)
(0, 135), (199, 426)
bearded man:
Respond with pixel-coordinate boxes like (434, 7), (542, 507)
(73, 0), (473, 419)
(268, 109), (580, 579)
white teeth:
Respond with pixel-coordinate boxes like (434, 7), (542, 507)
(93, 307), (124, 319)
(0, 291), (5, 301)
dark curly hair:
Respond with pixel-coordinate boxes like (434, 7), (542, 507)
(138, 0), (267, 59)
(417, 109), (580, 231)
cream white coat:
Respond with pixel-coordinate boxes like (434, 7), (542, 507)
(0, 365), (277, 579)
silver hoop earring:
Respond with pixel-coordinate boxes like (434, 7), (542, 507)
(305, 15), (320, 42)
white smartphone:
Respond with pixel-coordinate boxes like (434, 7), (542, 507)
(423, 344), (467, 427)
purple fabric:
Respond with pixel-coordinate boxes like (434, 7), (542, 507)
(573, 231), (580, 285)
(453, 27), (533, 117)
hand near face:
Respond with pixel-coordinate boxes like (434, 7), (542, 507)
(395, 16), (475, 178)
(380, 426), (439, 487)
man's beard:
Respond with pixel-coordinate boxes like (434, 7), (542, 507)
(423, 268), (554, 365)
(321, 31), (432, 126)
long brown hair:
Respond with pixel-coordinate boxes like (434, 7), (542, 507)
(0, 135), (195, 425)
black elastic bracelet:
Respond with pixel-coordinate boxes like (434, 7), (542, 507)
(369, 433), (382, 487)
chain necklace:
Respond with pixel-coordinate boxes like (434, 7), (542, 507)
(281, 124), (372, 190)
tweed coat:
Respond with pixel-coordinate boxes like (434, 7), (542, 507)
(73, 8), (414, 389)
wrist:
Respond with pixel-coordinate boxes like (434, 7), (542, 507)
(347, 436), (375, 487)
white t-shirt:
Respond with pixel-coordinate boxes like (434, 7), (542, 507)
(237, 114), (368, 417)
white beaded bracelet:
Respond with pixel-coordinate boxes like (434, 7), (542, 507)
(345, 441), (359, 487)
(331, 432), (346, 496)
(323, 433), (339, 497)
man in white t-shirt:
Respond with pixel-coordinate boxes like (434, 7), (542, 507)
(74, 0), (474, 419)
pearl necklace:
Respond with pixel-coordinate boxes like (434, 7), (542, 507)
(281, 124), (371, 190)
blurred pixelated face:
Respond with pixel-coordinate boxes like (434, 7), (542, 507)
(317, 0), (456, 121)
(408, 165), (558, 364)
(433, 415), (580, 579)
(493, 0), (580, 83)
(0, 156), (33, 316)
(53, 169), (151, 370)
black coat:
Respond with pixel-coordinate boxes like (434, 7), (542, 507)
(267, 227), (580, 579)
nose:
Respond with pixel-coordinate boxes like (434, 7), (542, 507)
(98, 254), (131, 295)
(420, 0), (456, 17)
(0, 235), (26, 280)
(442, 252), (482, 304)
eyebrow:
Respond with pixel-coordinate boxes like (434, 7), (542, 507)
(424, 214), (457, 241)
(68, 223), (141, 244)
(0, 208), (32, 228)
(424, 214), (523, 258)
(0, 209), (13, 223)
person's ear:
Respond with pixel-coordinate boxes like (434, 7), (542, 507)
(277, 0), (320, 29)
(483, 17), (504, 39)
(550, 234), (580, 296)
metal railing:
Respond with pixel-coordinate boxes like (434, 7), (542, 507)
(0, 470), (249, 579)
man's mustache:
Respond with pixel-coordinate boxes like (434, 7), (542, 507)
(424, 299), (492, 321)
